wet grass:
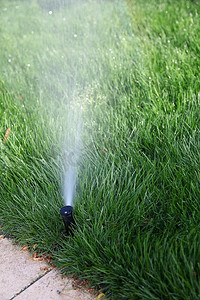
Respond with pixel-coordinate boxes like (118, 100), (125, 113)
(0, 0), (200, 299)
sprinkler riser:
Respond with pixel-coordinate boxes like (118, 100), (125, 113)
(60, 206), (75, 236)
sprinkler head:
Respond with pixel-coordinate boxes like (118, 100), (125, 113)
(60, 206), (75, 236)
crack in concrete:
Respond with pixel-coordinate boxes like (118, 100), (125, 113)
(9, 269), (53, 300)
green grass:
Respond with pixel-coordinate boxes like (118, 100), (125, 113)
(0, 0), (200, 299)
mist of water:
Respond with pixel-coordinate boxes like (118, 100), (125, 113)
(64, 166), (76, 206)
(63, 109), (82, 206)
(33, 0), (130, 208)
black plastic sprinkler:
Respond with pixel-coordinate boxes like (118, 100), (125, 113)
(60, 205), (75, 236)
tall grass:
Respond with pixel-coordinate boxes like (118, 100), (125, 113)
(0, 0), (200, 299)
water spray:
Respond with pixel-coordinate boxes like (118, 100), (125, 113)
(61, 117), (81, 236)
(60, 205), (75, 236)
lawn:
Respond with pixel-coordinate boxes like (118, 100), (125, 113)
(0, 0), (200, 299)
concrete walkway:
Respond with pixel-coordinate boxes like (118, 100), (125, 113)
(0, 236), (101, 300)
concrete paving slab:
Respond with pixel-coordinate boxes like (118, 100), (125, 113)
(0, 237), (98, 300)
(0, 237), (49, 300)
(15, 269), (95, 300)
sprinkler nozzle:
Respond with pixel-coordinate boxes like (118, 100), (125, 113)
(60, 206), (75, 236)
